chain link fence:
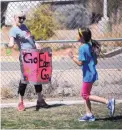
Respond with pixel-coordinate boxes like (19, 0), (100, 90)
(1, 0), (122, 100)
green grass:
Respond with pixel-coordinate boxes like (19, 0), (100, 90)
(1, 103), (122, 129)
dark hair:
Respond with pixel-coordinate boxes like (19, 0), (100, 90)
(91, 39), (101, 57)
(78, 28), (101, 57)
(78, 27), (91, 43)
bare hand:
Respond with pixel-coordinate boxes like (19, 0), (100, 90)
(68, 49), (74, 59)
(35, 43), (41, 50)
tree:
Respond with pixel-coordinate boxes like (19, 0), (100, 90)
(53, 4), (91, 29)
(26, 5), (58, 40)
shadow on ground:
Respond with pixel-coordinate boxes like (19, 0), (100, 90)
(96, 115), (122, 121)
(25, 103), (65, 111)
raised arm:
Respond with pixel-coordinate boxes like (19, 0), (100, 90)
(71, 56), (83, 66)
(68, 49), (83, 66)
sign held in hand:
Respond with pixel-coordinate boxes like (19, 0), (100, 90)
(20, 47), (52, 84)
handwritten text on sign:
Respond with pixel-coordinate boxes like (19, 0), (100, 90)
(21, 48), (52, 84)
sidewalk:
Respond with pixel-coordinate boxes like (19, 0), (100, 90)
(1, 100), (122, 108)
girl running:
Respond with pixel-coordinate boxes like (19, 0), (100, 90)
(68, 27), (115, 121)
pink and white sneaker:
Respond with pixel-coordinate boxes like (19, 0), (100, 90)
(17, 102), (25, 111)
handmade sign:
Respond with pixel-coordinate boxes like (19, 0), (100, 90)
(20, 47), (52, 84)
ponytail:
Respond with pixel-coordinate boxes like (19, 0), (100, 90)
(91, 39), (101, 57)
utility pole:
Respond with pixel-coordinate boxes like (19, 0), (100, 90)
(103, 0), (108, 20)
(98, 0), (112, 33)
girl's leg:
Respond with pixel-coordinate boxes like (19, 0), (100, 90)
(89, 95), (108, 104)
(89, 95), (115, 117)
(34, 84), (43, 102)
(35, 84), (49, 109)
(17, 81), (27, 111)
(18, 94), (24, 103)
(84, 99), (92, 115)
(79, 82), (95, 121)
(81, 82), (115, 117)
(18, 80), (27, 102)
(81, 82), (93, 115)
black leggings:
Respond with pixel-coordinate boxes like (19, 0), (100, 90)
(18, 81), (42, 96)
